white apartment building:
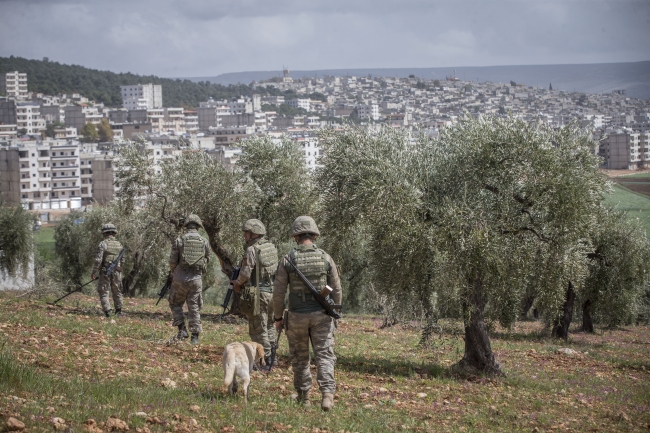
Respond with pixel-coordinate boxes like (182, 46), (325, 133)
(15, 102), (46, 135)
(358, 103), (380, 121)
(120, 84), (163, 110)
(598, 129), (650, 170)
(0, 124), (17, 140)
(146, 107), (186, 135)
(287, 99), (311, 111)
(208, 126), (255, 144)
(184, 111), (199, 134)
(0, 71), (28, 100)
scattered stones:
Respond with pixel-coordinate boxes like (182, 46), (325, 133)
(51, 417), (66, 430)
(134, 412), (148, 418)
(105, 416), (129, 431)
(6, 417), (25, 431)
(557, 348), (578, 355)
(359, 393), (370, 399)
(84, 419), (104, 433)
(189, 405), (200, 413)
(363, 404), (374, 409)
(161, 378), (177, 389)
(378, 387), (388, 393)
(417, 393), (428, 398)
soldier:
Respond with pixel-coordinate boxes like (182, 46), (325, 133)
(91, 223), (124, 317)
(273, 216), (342, 411)
(231, 219), (278, 370)
(169, 214), (210, 345)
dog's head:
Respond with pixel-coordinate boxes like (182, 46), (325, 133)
(255, 343), (266, 368)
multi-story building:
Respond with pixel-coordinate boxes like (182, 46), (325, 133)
(0, 141), (82, 209)
(287, 99), (311, 111)
(598, 129), (649, 170)
(208, 126), (255, 144)
(0, 124), (17, 140)
(0, 71), (28, 100)
(120, 84), (162, 110)
(15, 102), (46, 135)
(358, 103), (380, 121)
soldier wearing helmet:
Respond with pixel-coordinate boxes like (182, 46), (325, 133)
(231, 218), (278, 369)
(272, 216), (342, 411)
(91, 223), (124, 317)
(168, 214), (211, 344)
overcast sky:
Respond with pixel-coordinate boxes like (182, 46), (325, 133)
(1, 0), (649, 78)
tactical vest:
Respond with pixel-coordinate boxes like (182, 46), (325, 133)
(180, 232), (207, 271)
(287, 245), (329, 312)
(250, 238), (278, 291)
(102, 238), (123, 268)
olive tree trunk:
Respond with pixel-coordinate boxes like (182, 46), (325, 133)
(582, 299), (594, 333)
(203, 219), (241, 315)
(456, 275), (502, 375)
(552, 281), (576, 340)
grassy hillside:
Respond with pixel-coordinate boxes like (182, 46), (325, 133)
(605, 183), (650, 235)
(0, 56), (261, 108)
(0, 293), (649, 432)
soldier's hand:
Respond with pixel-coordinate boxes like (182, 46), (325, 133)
(231, 281), (241, 292)
(91, 273), (96, 280)
(274, 319), (283, 332)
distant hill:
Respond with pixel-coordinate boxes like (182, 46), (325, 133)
(188, 61), (650, 100)
(0, 56), (261, 108)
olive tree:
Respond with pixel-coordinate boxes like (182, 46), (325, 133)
(0, 199), (34, 278)
(316, 117), (607, 375)
(581, 207), (650, 331)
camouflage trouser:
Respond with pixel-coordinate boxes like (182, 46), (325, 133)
(97, 272), (123, 312)
(286, 310), (336, 394)
(169, 277), (203, 334)
(244, 291), (276, 358)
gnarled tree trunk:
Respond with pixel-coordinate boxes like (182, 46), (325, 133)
(552, 281), (575, 340)
(582, 299), (594, 333)
(521, 294), (536, 319)
(203, 219), (241, 315)
(456, 275), (501, 375)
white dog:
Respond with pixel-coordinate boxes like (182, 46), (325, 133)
(222, 341), (265, 402)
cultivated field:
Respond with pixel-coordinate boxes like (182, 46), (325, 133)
(1, 293), (649, 432)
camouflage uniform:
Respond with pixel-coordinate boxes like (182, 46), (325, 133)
(169, 217), (210, 338)
(236, 231), (278, 359)
(92, 229), (123, 315)
(273, 217), (342, 404)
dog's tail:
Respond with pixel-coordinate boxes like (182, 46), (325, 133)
(223, 351), (236, 387)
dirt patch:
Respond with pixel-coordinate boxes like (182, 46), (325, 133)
(613, 178), (650, 197)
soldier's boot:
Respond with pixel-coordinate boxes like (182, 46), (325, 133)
(177, 323), (189, 340)
(190, 333), (199, 345)
(321, 393), (334, 411)
(104, 310), (111, 318)
(115, 308), (122, 317)
(291, 390), (311, 407)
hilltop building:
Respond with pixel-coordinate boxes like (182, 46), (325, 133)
(120, 84), (162, 110)
(0, 71), (28, 100)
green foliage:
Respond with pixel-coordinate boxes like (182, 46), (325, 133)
(80, 122), (98, 142)
(582, 206), (650, 326)
(98, 118), (114, 142)
(0, 199), (34, 278)
(236, 135), (314, 245)
(53, 211), (94, 286)
(45, 121), (65, 138)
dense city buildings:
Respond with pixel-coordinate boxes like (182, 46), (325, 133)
(1, 70), (649, 213)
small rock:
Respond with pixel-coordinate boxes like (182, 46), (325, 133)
(134, 412), (147, 417)
(363, 404), (374, 409)
(189, 405), (200, 413)
(417, 393), (427, 398)
(161, 378), (177, 389)
(189, 418), (198, 427)
(84, 419), (103, 433)
(6, 417), (25, 431)
(378, 387), (388, 393)
(359, 393), (370, 399)
(52, 417), (66, 430)
(105, 416), (129, 431)
(557, 348), (578, 355)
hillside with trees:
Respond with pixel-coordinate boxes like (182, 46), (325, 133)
(0, 56), (268, 108)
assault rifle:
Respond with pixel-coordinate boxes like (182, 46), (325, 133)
(49, 278), (97, 306)
(105, 248), (126, 277)
(284, 256), (342, 319)
(268, 327), (282, 374)
(221, 266), (240, 316)
(156, 274), (173, 306)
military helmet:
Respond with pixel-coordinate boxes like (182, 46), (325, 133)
(290, 216), (320, 237)
(242, 219), (266, 235)
(184, 214), (203, 229)
(101, 223), (117, 234)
